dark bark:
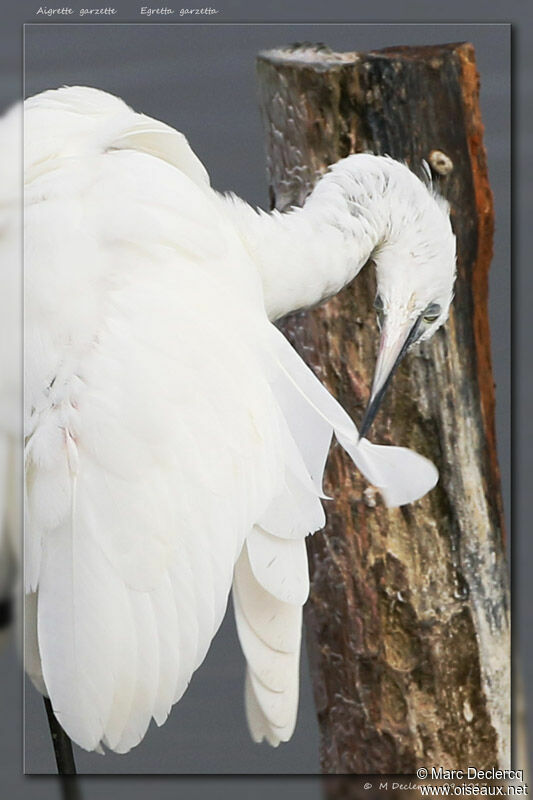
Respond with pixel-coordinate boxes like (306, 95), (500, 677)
(257, 42), (509, 775)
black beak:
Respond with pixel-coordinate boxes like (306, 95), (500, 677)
(358, 315), (423, 440)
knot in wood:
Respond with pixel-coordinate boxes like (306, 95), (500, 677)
(429, 149), (454, 176)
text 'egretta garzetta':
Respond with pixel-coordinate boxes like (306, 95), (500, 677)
(23, 87), (456, 765)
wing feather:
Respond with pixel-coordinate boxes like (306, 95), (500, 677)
(268, 325), (438, 507)
(113, 590), (160, 754)
(37, 519), (118, 750)
(100, 582), (138, 751)
(150, 573), (182, 727)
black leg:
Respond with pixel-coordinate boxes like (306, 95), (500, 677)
(56, 776), (82, 800)
(43, 696), (82, 800)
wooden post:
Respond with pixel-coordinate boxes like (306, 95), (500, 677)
(257, 42), (509, 775)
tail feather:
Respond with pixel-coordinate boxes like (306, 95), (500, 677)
(248, 665), (299, 730)
(246, 527), (309, 606)
(233, 545), (301, 746)
(233, 544), (301, 653)
(245, 670), (297, 747)
(234, 589), (295, 693)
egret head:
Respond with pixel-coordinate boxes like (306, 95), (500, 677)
(358, 182), (456, 439)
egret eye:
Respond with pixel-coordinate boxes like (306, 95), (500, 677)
(423, 303), (441, 324)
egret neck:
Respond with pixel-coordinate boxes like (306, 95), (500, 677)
(220, 155), (390, 322)
(220, 153), (456, 434)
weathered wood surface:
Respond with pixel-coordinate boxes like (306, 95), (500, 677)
(257, 42), (509, 775)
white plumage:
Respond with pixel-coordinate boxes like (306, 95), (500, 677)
(23, 87), (455, 754)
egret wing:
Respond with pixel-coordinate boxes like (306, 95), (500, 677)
(24, 95), (281, 753)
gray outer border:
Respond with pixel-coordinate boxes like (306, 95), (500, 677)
(0, 0), (527, 793)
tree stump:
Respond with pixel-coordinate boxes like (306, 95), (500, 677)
(256, 42), (509, 775)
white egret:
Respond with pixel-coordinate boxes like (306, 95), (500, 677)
(23, 87), (456, 766)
